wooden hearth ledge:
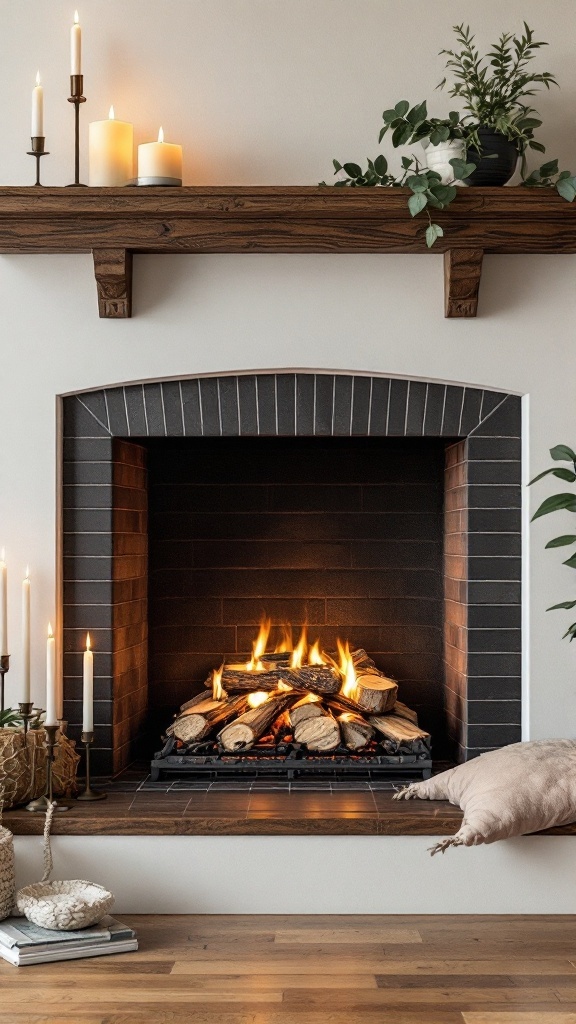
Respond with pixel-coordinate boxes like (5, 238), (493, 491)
(4, 791), (576, 837)
(0, 186), (574, 318)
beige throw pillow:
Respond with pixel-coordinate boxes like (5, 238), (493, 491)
(394, 739), (576, 854)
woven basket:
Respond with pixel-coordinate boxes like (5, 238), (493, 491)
(0, 788), (16, 921)
(0, 727), (80, 809)
(16, 803), (114, 931)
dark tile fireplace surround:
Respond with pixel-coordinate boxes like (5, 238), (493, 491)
(62, 374), (522, 775)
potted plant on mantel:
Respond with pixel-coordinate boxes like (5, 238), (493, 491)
(322, 21), (576, 246)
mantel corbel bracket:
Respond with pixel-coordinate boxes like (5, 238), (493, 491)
(444, 248), (484, 318)
(93, 248), (133, 319)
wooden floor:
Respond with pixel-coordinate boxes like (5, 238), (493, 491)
(1, 915), (576, 1023)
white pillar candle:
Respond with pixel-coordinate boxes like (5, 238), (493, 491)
(22, 568), (30, 703)
(45, 623), (57, 725)
(71, 11), (81, 75)
(31, 71), (43, 136)
(83, 633), (93, 733)
(89, 106), (134, 186)
(0, 549), (7, 657)
(138, 127), (183, 182)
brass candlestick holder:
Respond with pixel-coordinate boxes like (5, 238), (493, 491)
(18, 701), (34, 736)
(67, 74), (86, 186)
(0, 654), (9, 714)
(26, 136), (50, 186)
(77, 731), (106, 801)
(26, 724), (70, 812)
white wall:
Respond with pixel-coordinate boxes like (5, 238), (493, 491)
(2, 0), (576, 912)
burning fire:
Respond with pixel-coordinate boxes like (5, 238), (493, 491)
(212, 666), (224, 701)
(247, 691), (269, 709)
(337, 640), (358, 700)
(237, 617), (358, 696)
(245, 617), (271, 672)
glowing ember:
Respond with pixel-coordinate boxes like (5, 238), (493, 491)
(337, 640), (357, 700)
(246, 617), (271, 671)
(247, 691), (269, 708)
(277, 680), (293, 692)
(212, 665), (224, 701)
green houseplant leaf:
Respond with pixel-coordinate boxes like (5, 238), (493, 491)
(532, 493), (576, 521)
(545, 535), (576, 548)
(550, 444), (576, 462)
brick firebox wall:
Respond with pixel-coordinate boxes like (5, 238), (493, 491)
(146, 436), (447, 751)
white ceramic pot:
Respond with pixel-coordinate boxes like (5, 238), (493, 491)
(425, 140), (467, 186)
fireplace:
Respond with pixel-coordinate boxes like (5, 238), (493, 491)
(62, 373), (522, 775)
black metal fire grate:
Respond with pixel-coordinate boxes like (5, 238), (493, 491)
(150, 736), (432, 782)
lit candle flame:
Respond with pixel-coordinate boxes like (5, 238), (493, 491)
(86, 632), (91, 651)
(109, 105), (115, 120)
(158, 126), (164, 143)
(74, 10), (79, 24)
(48, 622), (54, 638)
(35, 71), (41, 87)
(0, 549), (5, 564)
(24, 566), (30, 579)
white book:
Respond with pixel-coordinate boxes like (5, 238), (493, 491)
(1, 937), (138, 966)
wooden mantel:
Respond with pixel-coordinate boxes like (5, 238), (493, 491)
(0, 185), (574, 318)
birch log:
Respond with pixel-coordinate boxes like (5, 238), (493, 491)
(370, 713), (431, 753)
(293, 708), (340, 751)
(172, 695), (248, 743)
(218, 693), (293, 751)
(339, 713), (374, 750)
(353, 673), (398, 714)
(288, 696), (324, 729)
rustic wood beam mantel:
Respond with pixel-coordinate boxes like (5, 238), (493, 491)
(0, 186), (573, 318)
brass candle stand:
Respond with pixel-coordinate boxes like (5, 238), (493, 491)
(26, 136), (50, 186)
(67, 74), (86, 186)
(18, 701), (34, 736)
(0, 654), (9, 714)
(26, 724), (70, 812)
(77, 731), (106, 801)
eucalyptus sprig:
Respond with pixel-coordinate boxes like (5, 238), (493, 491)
(322, 155), (476, 247)
(530, 444), (576, 640)
(379, 100), (473, 149)
(522, 159), (576, 201)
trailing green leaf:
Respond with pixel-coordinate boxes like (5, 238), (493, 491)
(545, 535), (576, 548)
(547, 600), (576, 611)
(426, 223), (444, 247)
(532, 493), (576, 521)
(551, 444), (576, 462)
(529, 467), (576, 484)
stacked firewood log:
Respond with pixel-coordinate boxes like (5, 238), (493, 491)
(168, 649), (430, 756)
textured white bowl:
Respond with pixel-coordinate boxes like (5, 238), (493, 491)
(16, 879), (114, 930)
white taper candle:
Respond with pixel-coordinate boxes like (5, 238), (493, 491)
(22, 568), (30, 703)
(83, 633), (93, 733)
(46, 623), (57, 725)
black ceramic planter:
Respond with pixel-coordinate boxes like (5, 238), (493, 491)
(466, 128), (519, 186)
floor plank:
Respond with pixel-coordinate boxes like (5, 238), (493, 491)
(1, 914), (576, 1024)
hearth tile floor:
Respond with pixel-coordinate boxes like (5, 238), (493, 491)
(1, 914), (576, 1024)
(5, 762), (576, 837)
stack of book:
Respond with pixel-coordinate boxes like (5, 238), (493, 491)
(0, 915), (138, 966)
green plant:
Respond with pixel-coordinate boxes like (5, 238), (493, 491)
(379, 100), (472, 148)
(530, 444), (576, 639)
(0, 708), (22, 728)
(522, 159), (576, 201)
(322, 154), (477, 247)
(438, 22), (558, 170)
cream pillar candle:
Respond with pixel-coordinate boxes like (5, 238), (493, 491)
(138, 127), (183, 183)
(31, 72), (43, 136)
(45, 624), (57, 725)
(0, 550), (7, 657)
(83, 633), (93, 733)
(22, 568), (30, 703)
(89, 106), (134, 186)
(71, 11), (82, 75)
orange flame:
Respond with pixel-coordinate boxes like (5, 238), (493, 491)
(308, 639), (326, 666)
(274, 623), (293, 653)
(277, 680), (293, 692)
(337, 640), (357, 699)
(212, 665), (224, 701)
(247, 691), (269, 709)
(246, 617), (271, 672)
(290, 625), (308, 669)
